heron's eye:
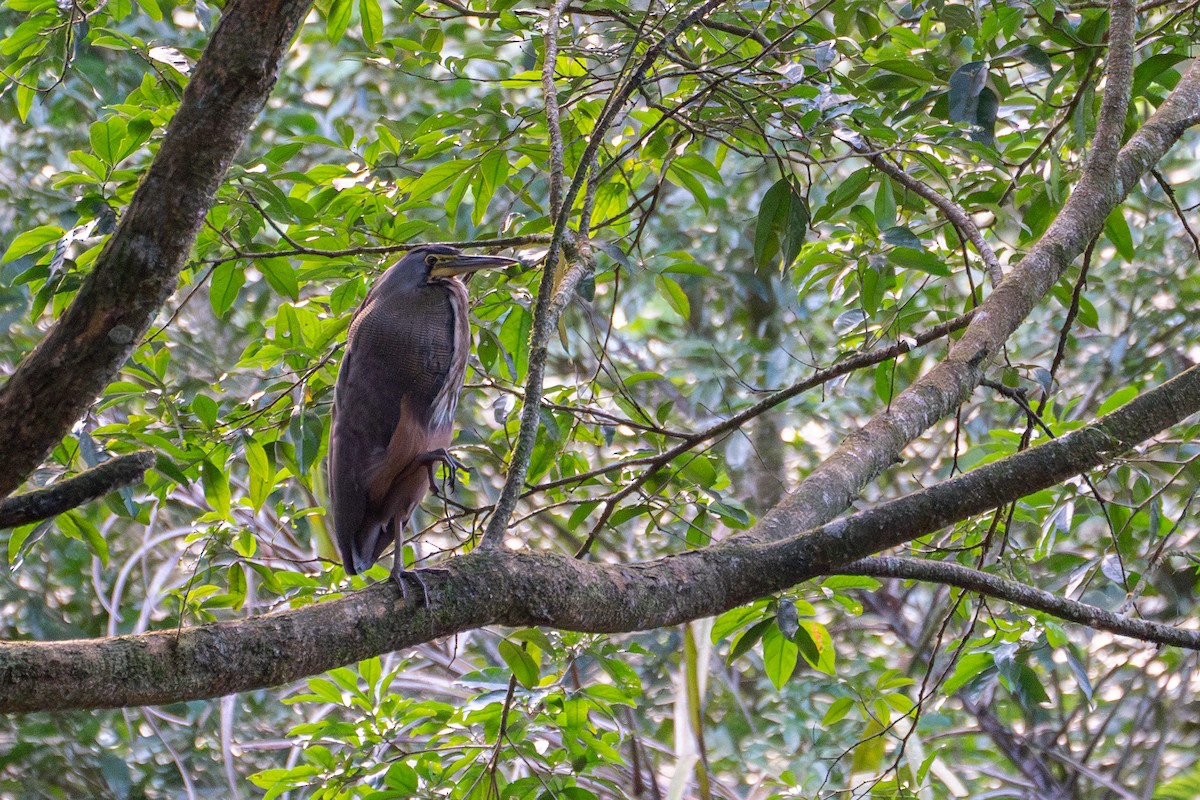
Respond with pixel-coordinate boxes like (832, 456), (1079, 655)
(425, 254), (438, 267)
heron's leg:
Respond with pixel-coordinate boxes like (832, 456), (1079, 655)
(388, 521), (444, 616)
(387, 521), (410, 602)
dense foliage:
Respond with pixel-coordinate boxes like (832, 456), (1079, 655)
(2, 0), (1200, 797)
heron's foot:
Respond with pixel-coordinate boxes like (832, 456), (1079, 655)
(418, 448), (471, 495)
(389, 564), (451, 616)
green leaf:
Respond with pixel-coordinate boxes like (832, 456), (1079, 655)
(850, 718), (886, 774)
(330, 276), (364, 315)
(667, 161), (711, 213)
(89, 118), (127, 166)
(245, 438), (274, 511)
(874, 361), (895, 403)
(798, 621), (835, 674)
(948, 61), (988, 123)
(498, 305), (531, 380)
(191, 394), (219, 428)
(60, 511), (109, 566)
(202, 458), (231, 518)
(1098, 385), (1138, 416)
(943, 651), (994, 694)
(822, 697), (855, 725)
(654, 274), (690, 319)
(384, 763), (418, 792)
(941, 4), (977, 31)
(727, 617), (773, 664)
(408, 160), (471, 202)
(497, 639), (539, 689)
(473, 150), (509, 225)
(326, 0), (353, 42)
(881, 226), (922, 249)
(210, 262), (245, 317)
(973, 87), (999, 146)
(1104, 208), (1134, 262)
(2, 225), (63, 262)
(15, 82), (35, 123)
(814, 167), (871, 221)
(873, 59), (937, 82)
(259, 257), (300, 300)
(1006, 42), (1052, 77)
(7, 523), (37, 564)
(754, 177), (808, 270)
(359, 0), (383, 47)
(761, 624), (798, 688)
(888, 246), (951, 276)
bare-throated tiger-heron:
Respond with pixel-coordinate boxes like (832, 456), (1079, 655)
(328, 245), (517, 591)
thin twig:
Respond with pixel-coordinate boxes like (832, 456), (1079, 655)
(843, 134), (1004, 285)
(843, 555), (1200, 649)
(572, 310), (977, 556)
(543, 0), (570, 221)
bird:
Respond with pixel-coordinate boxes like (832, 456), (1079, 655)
(328, 244), (517, 593)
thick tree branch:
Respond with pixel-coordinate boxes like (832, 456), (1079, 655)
(3, 361), (1197, 713)
(748, 5), (1187, 548)
(0, 451), (155, 529)
(480, 0), (732, 548)
(842, 556), (1200, 650)
(0, 0), (313, 499)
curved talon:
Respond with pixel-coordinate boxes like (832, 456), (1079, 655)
(418, 448), (467, 495)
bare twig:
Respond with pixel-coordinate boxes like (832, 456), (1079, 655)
(199, 234), (554, 267)
(571, 310), (977, 556)
(843, 556), (1200, 650)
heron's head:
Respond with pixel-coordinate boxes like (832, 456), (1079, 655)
(385, 245), (519, 291)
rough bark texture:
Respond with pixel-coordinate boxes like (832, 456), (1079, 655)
(2, 363), (1197, 712)
(0, 0), (313, 499)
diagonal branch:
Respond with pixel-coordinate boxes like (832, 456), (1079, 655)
(746, 1), (1186, 549)
(3, 358), (1197, 713)
(0, 451), (155, 529)
(841, 556), (1200, 649)
(0, 0), (314, 500)
(570, 309), (977, 557)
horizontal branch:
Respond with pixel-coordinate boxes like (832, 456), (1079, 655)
(0, 452), (155, 529)
(842, 556), (1200, 650)
(200, 234), (554, 266)
(3, 362), (1196, 713)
